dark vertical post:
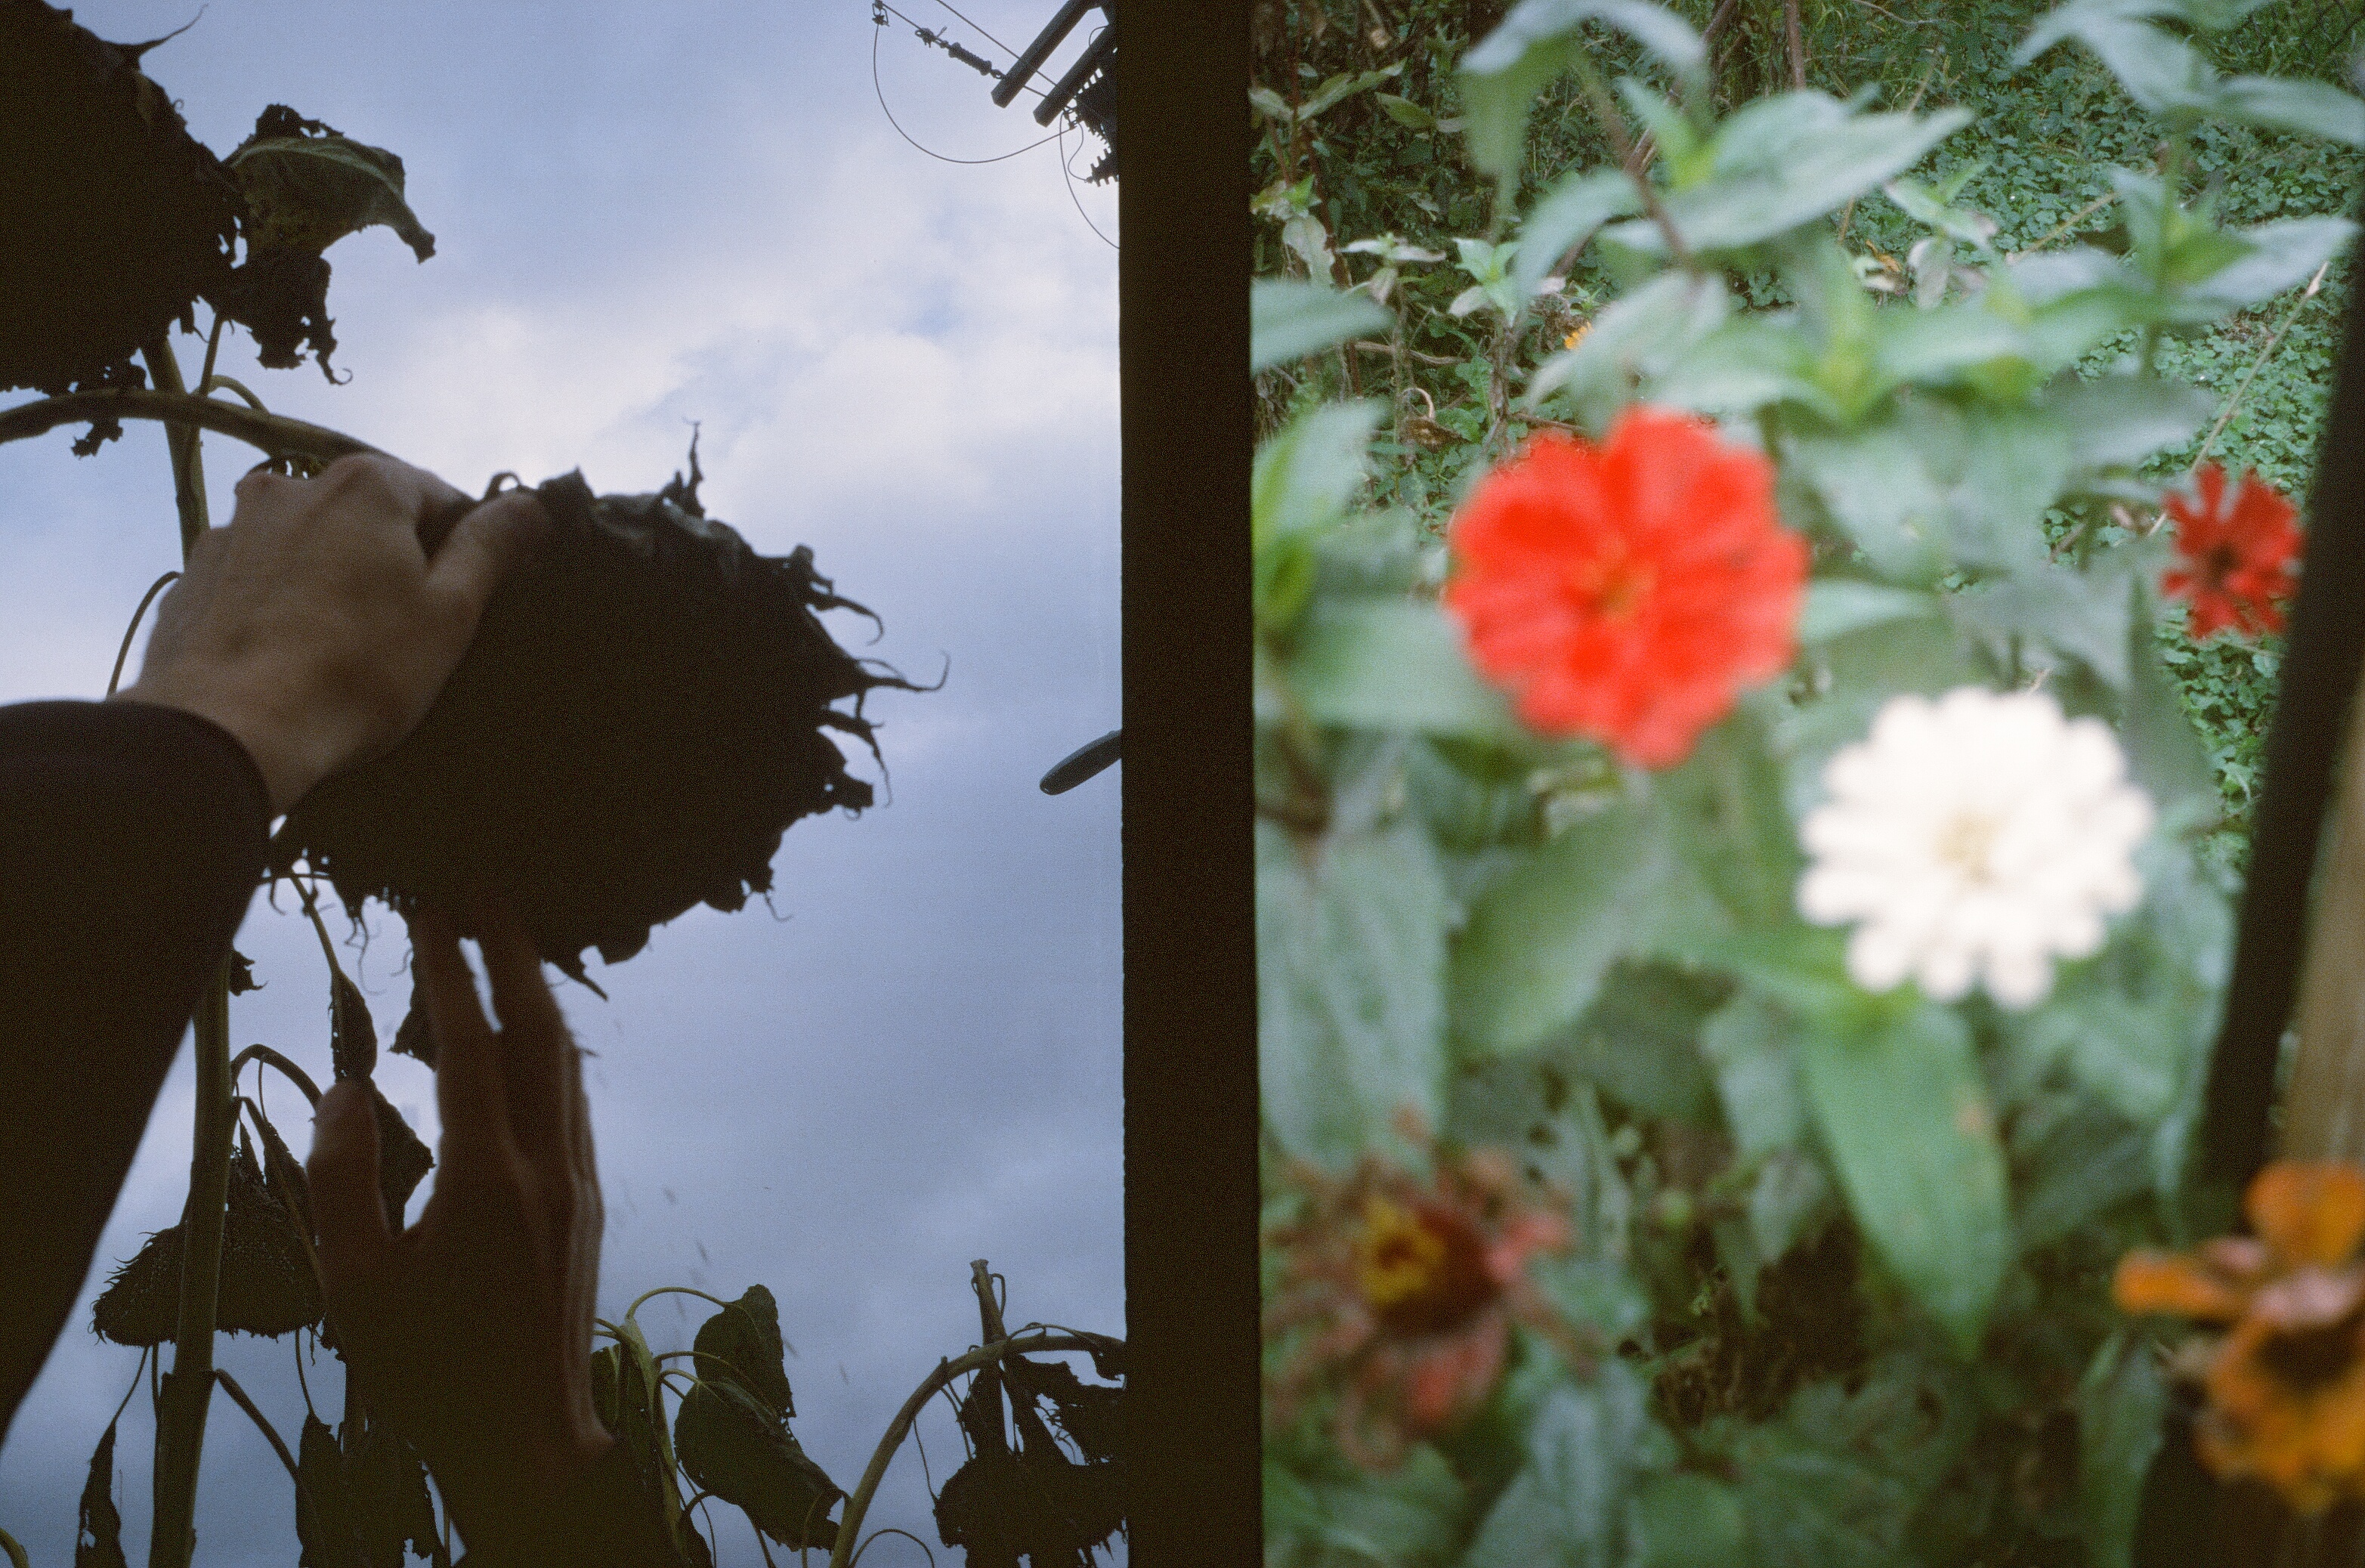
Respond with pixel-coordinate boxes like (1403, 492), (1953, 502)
(1121, 0), (1258, 1562)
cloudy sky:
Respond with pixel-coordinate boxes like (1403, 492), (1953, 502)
(0, 1), (1121, 1561)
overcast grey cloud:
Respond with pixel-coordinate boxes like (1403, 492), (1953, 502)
(0, 2), (1121, 1561)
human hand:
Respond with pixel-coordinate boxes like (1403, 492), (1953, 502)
(305, 900), (612, 1560)
(113, 454), (550, 815)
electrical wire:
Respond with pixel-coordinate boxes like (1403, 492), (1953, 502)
(925, 0), (1035, 78)
(1059, 118), (1118, 249)
(877, 0), (1043, 94)
(872, 25), (1067, 164)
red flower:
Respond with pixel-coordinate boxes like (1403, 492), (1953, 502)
(2161, 463), (2301, 642)
(1263, 1123), (1583, 1469)
(1443, 407), (1808, 769)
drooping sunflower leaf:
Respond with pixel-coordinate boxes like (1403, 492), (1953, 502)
(691, 1285), (794, 1420)
(329, 968), (376, 1083)
(673, 1378), (842, 1551)
(227, 947), (263, 994)
(295, 1413), (366, 1568)
(74, 1417), (128, 1568)
(370, 1087), (433, 1229)
(227, 105), (434, 260)
(339, 1408), (440, 1566)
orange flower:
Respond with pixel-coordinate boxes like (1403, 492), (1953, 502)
(1442, 407), (1807, 769)
(1263, 1124), (1581, 1468)
(2159, 463), (2301, 642)
(2115, 1162), (2365, 1513)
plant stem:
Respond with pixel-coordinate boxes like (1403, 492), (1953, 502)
(1563, 49), (1695, 268)
(150, 957), (233, 1568)
(0, 1524), (25, 1568)
(142, 336), (237, 1568)
(2196, 260), (2332, 466)
(0, 388), (382, 467)
(825, 1333), (1106, 1568)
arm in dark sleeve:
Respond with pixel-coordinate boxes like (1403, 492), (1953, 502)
(0, 698), (271, 1444)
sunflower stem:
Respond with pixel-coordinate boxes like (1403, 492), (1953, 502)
(826, 1333), (1107, 1568)
(141, 336), (239, 1568)
(0, 387), (381, 467)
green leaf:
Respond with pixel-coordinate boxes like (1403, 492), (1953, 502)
(1530, 271), (1732, 433)
(1700, 991), (1809, 1158)
(1603, 94), (1971, 255)
(1513, 169), (1646, 310)
(1717, 1353), (1975, 1567)
(1451, 797), (1727, 1056)
(1272, 1446), (1470, 1565)
(1563, 961), (1726, 1122)
(1663, 703), (1803, 929)
(1297, 63), (1405, 122)
(1795, 581), (1938, 645)
(1258, 820), (1453, 1169)
(675, 1378), (842, 1550)
(1459, 0), (1708, 198)
(2015, 11), (2216, 116)
(1871, 302), (2033, 388)
(2079, 1334), (2169, 1568)
(1253, 401), (1381, 553)
(2014, 1106), (2154, 1251)
(1950, 561), (2134, 691)
(1284, 598), (1528, 741)
(2192, 215), (2356, 310)
(2122, 583), (2220, 830)
(1533, 1255), (1652, 1342)
(1782, 416), (1952, 583)
(228, 116), (435, 261)
(2040, 376), (2218, 475)
(1248, 85), (1292, 122)
(2209, 75), (2365, 147)
(1646, 314), (1838, 419)
(1458, 1364), (1652, 1568)
(1251, 279), (1393, 373)
(1798, 1003), (2009, 1350)
(1629, 1473), (1747, 1568)
(1375, 91), (1438, 130)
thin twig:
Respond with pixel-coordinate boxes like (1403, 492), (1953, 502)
(2005, 189), (2118, 261)
(2197, 260), (2333, 465)
(1564, 49), (1694, 266)
(1785, 0), (1808, 88)
(1352, 340), (1458, 366)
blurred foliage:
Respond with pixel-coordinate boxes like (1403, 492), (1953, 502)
(1254, 0), (2365, 1562)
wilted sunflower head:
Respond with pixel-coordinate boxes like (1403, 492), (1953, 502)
(277, 444), (920, 1036)
(0, 0), (240, 398)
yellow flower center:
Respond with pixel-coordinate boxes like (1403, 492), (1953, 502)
(1934, 811), (1999, 883)
(1570, 541), (1656, 623)
(1355, 1196), (1450, 1313)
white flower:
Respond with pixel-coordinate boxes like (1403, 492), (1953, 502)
(1796, 686), (2153, 1010)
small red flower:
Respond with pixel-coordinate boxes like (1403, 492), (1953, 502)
(2161, 463), (2302, 642)
(1443, 407), (1808, 770)
(1263, 1122), (1583, 1469)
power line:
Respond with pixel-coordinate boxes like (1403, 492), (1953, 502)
(870, 25), (1066, 164)
(876, 0), (1043, 95)
(1059, 119), (1118, 250)
(926, 0), (1037, 79)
